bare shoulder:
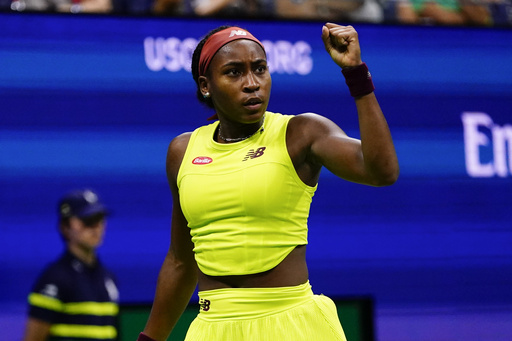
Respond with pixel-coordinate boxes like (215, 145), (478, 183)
(289, 112), (323, 125)
(168, 132), (192, 155)
(166, 132), (192, 180)
(288, 112), (347, 138)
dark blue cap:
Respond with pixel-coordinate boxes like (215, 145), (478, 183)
(58, 189), (109, 219)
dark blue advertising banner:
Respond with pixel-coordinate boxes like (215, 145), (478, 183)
(1, 12), (512, 341)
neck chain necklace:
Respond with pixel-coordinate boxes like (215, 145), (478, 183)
(218, 115), (265, 143)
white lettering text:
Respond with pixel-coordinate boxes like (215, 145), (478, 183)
(144, 37), (198, 72)
(144, 36), (313, 76)
(462, 112), (512, 177)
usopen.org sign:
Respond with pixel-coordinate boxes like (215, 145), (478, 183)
(143, 36), (313, 76)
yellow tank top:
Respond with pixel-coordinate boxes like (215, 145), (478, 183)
(177, 112), (317, 276)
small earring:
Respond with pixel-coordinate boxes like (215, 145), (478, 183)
(203, 92), (210, 99)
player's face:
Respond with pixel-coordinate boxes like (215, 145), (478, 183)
(205, 39), (271, 124)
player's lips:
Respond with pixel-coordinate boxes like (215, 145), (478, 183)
(243, 97), (263, 110)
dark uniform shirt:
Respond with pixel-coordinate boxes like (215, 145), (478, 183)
(27, 250), (119, 341)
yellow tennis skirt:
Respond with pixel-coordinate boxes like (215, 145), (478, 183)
(184, 281), (347, 341)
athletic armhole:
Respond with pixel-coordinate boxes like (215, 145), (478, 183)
(176, 130), (197, 190)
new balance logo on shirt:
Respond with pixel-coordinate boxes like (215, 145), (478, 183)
(243, 147), (266, 161)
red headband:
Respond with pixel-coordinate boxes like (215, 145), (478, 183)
(198, 27), (265, 77)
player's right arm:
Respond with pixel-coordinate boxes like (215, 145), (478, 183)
(141, 132), (198, 341)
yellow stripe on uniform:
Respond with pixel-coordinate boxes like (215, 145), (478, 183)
(28, 293), (64, 312)
(28, 293), (118, 315)
(64, 301), (118, 316)
(50, 324), (117, 339)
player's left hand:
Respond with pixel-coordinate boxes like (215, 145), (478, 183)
(321, 23), (362, 69)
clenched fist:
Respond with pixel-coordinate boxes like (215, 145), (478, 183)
(321, 23), (362, 69)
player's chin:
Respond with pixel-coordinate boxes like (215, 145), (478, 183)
(244, 104), (267, 118)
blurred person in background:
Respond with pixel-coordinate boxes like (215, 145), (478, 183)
(23, 189), (119, 341)
(273, 0), (383, 22)
(1, 0), (11, 10)
(382, 0), (493, 25)
(112, 0), (155, 14)
(487, 0), (512, 26)
(150, 0), (378, 21)
(345, 0), (385, 23)
(151, 0), (271, 18)
(10, 0), (111, 13)
(151, 0), (180, 14)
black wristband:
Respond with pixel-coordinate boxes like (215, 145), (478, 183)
(341, 62), (375, 98)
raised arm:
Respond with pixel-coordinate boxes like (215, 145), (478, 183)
(311, 24), (399, 186)
(141, 133), (197, 341)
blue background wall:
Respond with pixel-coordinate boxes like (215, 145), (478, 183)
(1, 13), (512, 340)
